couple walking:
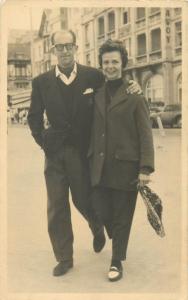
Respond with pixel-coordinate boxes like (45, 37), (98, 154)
(28, 29), (154, 282)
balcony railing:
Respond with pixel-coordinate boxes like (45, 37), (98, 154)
(8, 75), (32, 81)
(97, 34), (105, 46)
(135, 18), (146, 29)
(107, 30), (115, 39)
(127, 58), (134, 67)
(149, 50), (162, 61)
(149, 9), (161, 17)
(136, 54), (147, 64)
(149, 12), (161, 25)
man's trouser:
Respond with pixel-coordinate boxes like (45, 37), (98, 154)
(44, 145), (101, 263)
(91, 187), (138, 261)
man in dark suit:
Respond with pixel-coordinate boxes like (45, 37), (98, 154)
(28, 30), (141, 277)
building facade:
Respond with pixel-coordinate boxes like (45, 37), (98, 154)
(7, 43), (32, 113)
(32, 7), (182, 105)
(8, 43), (32, 90)
(33, 9), (52, 76)
(7, 30), (36, 111)
(33, 8), (84, 75)
(81, 7), (182, 105)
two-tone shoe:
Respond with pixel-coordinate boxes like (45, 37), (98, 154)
(108, 261), (123, 282)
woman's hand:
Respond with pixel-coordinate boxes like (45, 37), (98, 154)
(127, 80), (142, 95)
(138, 173), (151, 187)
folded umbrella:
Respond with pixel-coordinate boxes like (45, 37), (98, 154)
(138, 185), (165, 237)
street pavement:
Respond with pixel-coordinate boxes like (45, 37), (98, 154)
(7, 125), (182, 294)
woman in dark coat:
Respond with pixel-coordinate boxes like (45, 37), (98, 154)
(88, 39), (154, 282)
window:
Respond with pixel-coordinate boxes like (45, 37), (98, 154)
(121, 8), (130, 25)
(124, 38), (131, 58)
(44, 22), (48, 35)
(15, 67), (20, 77)
(123, 11), (128, 24)
(44, 40), (47, 53)
(86, 53), (91, 66)
(151, 28), (161, 51)
(61, 20), (67, 29)
(16, 83), (21, 88)
(146, 74), (163, 102)
(47, 38), (50, 51)
(39, 46), (42, 59)
(108, 11), (115, 32)
(137, 33), (146, 56)
(175, 22), (182, 47)
(85, 24), (89, 44)
(98, 17), (104, 36)
(60, 8), (66, 15)
(174, 8), (181, 15)
(136, 8), (145, 20)
(150, 8), (160, 15)
(21, 67), (26, 76)
(15, 65), (26, 77)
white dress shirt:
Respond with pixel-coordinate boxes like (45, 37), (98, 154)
(55, 63), (77, 85)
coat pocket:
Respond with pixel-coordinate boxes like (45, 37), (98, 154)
(114, 149), (139, 161)
(41, 127), (66, 156)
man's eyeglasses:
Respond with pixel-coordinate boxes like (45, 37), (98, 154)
(54, 43), (75, 51)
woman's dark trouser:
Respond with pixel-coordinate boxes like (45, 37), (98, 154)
(44, 145), (101, 263)
(91, 187), (138, 261)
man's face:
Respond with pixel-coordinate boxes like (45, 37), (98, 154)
(102, 51), (122, 81)
(53, 31), (77, 69)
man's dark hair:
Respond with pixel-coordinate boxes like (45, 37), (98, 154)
(51, 30), (77, 45)
(98, 39), (128, 68)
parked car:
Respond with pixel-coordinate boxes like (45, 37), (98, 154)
(150, 104), (182, 128)
(148, 101), (165, 113)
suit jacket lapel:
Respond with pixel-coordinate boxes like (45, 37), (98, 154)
(108, 82), (128, 111)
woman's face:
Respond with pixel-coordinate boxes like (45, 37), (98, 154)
(101, 51), (122, 81)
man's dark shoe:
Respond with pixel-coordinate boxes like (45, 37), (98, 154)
(93, 228), (106, 253)
(53, 261), (73, 276)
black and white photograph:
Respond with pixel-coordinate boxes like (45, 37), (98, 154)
(0, 0), (188, 299)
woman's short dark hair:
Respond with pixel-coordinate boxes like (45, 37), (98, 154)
(51, 30), (77, 45)
(98, 39), (128, 68)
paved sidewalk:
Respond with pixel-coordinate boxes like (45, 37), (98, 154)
(7, 126), (182, 293)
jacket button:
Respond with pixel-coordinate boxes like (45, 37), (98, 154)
(102, 133), (105, 137)
(99, 152), (104, 157)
